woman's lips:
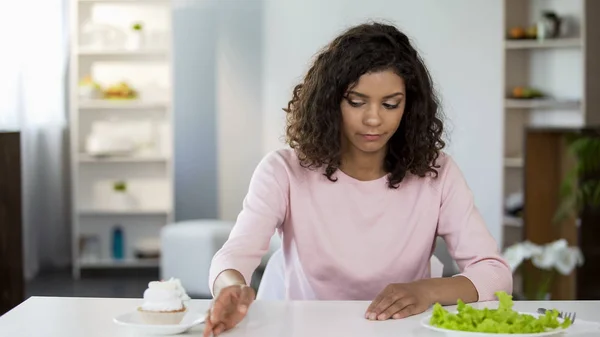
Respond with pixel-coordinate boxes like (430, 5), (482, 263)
(360, 134), (382, 141)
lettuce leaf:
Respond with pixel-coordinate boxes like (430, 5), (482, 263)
(429, 291), (571, 334)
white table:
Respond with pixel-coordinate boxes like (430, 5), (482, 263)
(1, 297), (599, 336)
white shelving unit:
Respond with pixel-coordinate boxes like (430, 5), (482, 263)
(78, 154), (168, 163)
(69, 0), (173, 278)
(504, 37), (582, 49)
(502, 0), (600, 250)
(503, 216), (523, 228)
(79, 99), (169, 110)
(504, 157), (524, 168)
(79, 258), (160, 269)
(504, 98), (581, 110)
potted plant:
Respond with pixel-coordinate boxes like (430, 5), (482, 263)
(553, 131), (600, 224)
(503, 239), (583, 300)
(126, 21), (144, 50)
(109, 180), (138, 210)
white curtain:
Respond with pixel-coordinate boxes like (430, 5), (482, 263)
(0, 0), (70, 280)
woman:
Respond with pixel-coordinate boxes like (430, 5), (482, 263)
(204, 21), (512, 336)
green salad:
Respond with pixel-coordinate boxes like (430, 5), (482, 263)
(429, 291), (572, 334)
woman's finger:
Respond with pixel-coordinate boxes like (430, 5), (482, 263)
(368, 293), (398, 320)
(365, 290), (387, 318)
(203, 311), (214, 337)
(378, 297), (413, 320)
(392, 304), (417, 320)
(213, 322), (226, 336)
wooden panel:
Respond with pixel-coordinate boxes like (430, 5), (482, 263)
(553, 136), (578, 299)
(584, 0), (600, 126)
(576, 129), (600, 299)
(523, 130), (577, 300)
(524, 131), (561, 243)
(0, 132), (23, 315)
(504, 0), (529, 31)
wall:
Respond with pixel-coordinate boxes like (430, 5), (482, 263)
(216, 0), (264, 221)
(172, 0), (219, 220)
(173, 0), (264, 221)
(173, 0), (506, 245)
(261, 0), (505, 245)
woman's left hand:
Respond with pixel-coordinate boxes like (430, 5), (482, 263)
(365, 282), (432, 320)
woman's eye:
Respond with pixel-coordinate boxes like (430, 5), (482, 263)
(383, 103), (399, 109)
(347, 99), (365, 107)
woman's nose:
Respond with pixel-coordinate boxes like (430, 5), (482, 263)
(363, 105), (383, 126)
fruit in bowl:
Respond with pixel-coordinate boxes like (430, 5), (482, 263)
(103, 81), (138, 100)
(509, 27), (526, 39)
(512, 86), (544, 99)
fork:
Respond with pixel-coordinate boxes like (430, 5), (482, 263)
(537, 308), (577, 323)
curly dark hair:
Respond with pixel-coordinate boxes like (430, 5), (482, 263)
(284, 21), (445, 188)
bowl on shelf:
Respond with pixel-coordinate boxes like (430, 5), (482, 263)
(510, 86), (544, 99)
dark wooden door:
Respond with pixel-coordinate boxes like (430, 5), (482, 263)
(0, 132), (23, 315)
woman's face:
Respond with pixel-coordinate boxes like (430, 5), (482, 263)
(340, 69), (406, 156)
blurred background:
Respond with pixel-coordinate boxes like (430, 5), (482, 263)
(1, 0), (599, 315)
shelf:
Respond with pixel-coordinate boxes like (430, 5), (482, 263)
(78, 0), (170, 4)
(71, 0), (174, 278)
(505, 98), (581, 110)
(78, 258), (159, 269)
(504, 157), (524, 168)
(78, 154), (168, 163)
(504, 216), (523, 228)
(504, 38), (582, 50)
(79, 99), (169, 110)
(79, 209), (170, 216)
(77, 48), (168, 58)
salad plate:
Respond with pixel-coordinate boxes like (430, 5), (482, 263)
(420, 291), (577, 336)
(421, 312), (569, 337)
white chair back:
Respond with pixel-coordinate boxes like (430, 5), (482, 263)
(256, 248), (445, 300)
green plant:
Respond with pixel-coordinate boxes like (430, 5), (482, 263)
(132, 22), (143, 31)
(113, 181), (127, 193)
(553, 132), (600, 224)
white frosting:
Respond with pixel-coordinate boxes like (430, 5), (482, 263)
(140, 278), (191, 312)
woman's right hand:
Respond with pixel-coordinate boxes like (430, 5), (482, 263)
(203, 284), (255, 337)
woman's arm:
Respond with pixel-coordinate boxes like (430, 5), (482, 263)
(366, 275), (478, 320)
(435, 155), (513, 302)
(417, 275), (477, 305)
(367, 155), (511, 321)
(208, 151), (290, 296)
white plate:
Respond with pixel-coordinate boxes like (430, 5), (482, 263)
(113, 310), (205, 335)
(420, 312), (569, 337)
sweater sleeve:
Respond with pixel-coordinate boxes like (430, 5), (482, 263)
(208, 151), (289, 296)
(436, 155), (513, 301)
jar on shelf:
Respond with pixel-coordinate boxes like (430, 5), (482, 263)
(126, 22), (145, 50)
(108, 181), (138, 211)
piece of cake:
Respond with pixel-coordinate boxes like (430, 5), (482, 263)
(138, 278), (191, 325)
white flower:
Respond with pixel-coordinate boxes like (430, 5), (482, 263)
(531, 239), (567, 270)
(503, 241), (543, 271)
(522, 241), (544, 256)
(503, 239), (584, 275)
(554, 247), (584, 275)
(503, 244), (527, 271)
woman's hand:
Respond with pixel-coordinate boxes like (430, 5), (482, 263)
(365, 282), (432, 321)
(203, 284), (255, 337)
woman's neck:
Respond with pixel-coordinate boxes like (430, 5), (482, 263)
(339, 147), (387, 181)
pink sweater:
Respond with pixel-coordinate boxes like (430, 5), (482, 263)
(209, 149), (512, 301)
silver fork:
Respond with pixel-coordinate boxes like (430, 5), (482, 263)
(537, 308), (577, 323)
